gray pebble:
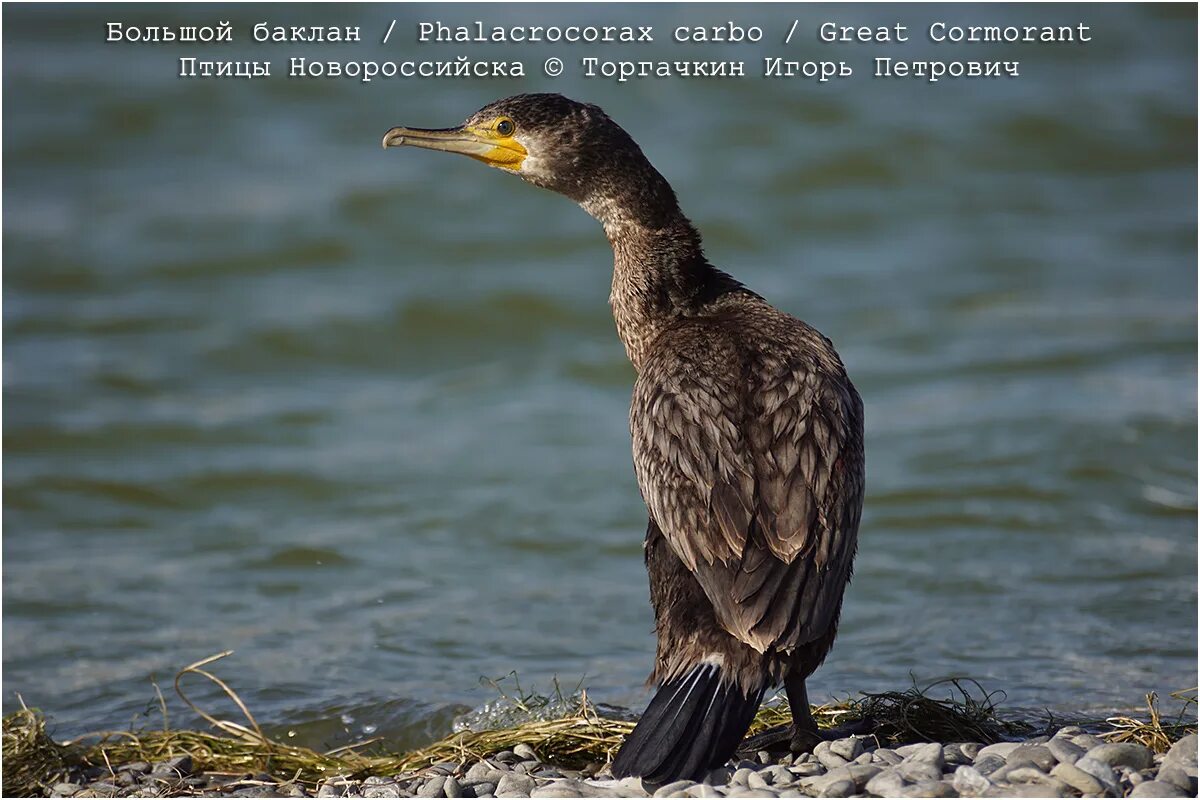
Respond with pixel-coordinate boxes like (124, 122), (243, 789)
(864, 767), (907, 797)
(1049, 762), (1104, 795)
(833, 764), (881, 790)
(724, 788), (776, 798)
(612, 777), (649, 798)
(418, 777), (447, 798)
(513, 744), (540, 763)
(817, 779), (854, 798)
(443, 777), (464, 798)
(904, 743), (945, 769)
(943, 744), (975, 766)
(86, 783), (120, 797)
(897, 761), (943, 784)
(574, 780), (619, 799)
(756, 751), (773, 766)
(787, 762), (824, 778)
(50, 784), (84, 798)
(1074, 754), (1122, 792)
(1158, 763), (1197, 794)
(1070, 734), (1105, 750)
(812, 742), (848, 770)
(731, 767), (754, 786)
(981, 763), (1015, 784)
(361, 777), (405, 799)
(974, 742), (1020, 762)
(1046, 737), (1084, 765)
(982, 784), (1062, 798)
(1054, 726), (1085, 737)
(1130, 779), (1189, 797)
(466, 764), (501, 785)
(761, 766), (792, 786)
(1004, 766), (1056, 784)
(901, 780), (957, 797)
(971, 755), (1006, 777)
(746, 771), (772, 790)
(829, 738), (863, 762)
(469, 783), (497, 798)
(1006, 744), (1056, 772)
(687, 786), (720, 798)
(1165, 734), (1199, 771)
(530, 783), (582, 799)
(1038, 777), (1074, 796)
(952, 765), (991, 797)
(653, 780), (695, 797)
(119, 762), (151, 775)
(496, 774), (536, 797)
(873, 749), (903, 766)
(1085, 742), (1153, 771)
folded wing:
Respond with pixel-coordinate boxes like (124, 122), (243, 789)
(632, 342), (863, 654)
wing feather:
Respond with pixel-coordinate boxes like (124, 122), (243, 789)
(631, 322), (864, 655)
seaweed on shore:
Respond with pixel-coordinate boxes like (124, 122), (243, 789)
(2, 701), (77, 796)
(748, 677), (1036, 746)
(2, 652), (1195, 797)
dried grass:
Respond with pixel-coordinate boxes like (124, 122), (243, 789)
(2, 653), (1195, 797)
(1100, 689), (1197, 752)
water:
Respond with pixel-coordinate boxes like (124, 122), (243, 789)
(4, 4), (1196, 751)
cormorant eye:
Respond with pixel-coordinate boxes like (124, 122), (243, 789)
(495, 118), (515, 137)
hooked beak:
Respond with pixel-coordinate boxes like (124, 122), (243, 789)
(381, 125), (527, 170)
(381, 125), (492, 157)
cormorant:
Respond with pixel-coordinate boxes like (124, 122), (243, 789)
(383, 94), (865, 784)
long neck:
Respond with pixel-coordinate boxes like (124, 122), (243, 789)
(578, 167), (743, 371)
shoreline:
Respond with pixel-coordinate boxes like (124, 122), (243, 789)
(6, 692), (1196, 799)
(11, 725), (1200, 799)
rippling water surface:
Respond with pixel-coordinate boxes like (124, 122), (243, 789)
(4, 4), (1196, 748)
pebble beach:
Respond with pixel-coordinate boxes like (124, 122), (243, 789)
(43, 730), (1198, 799)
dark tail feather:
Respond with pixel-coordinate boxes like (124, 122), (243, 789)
(611, 663), (765, 784)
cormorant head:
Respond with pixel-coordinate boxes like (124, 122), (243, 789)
(383, 93), (678, 226)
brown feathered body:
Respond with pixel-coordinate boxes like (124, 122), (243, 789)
(634, 297), (864, 691)
(385, 93), (865, 784)
(608, 218), (865, 699)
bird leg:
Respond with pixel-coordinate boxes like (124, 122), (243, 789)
(785, 674), (824, 753)
(739, 675), (878, 757)
(735, 676), (822, 755)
